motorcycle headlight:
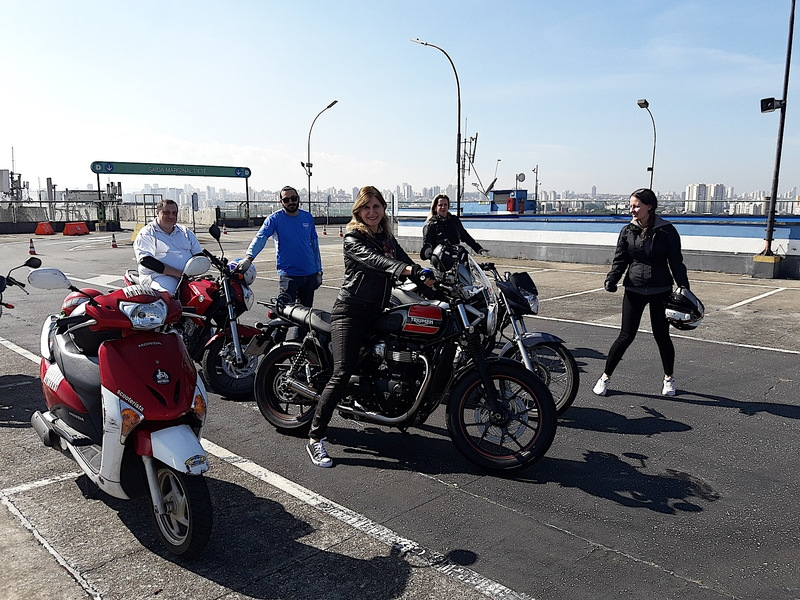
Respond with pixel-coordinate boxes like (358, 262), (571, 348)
(119, 299), (169, 330)
(242, 286), (255, 311)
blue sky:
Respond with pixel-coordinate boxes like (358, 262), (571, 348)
(2, 0), (798, 198)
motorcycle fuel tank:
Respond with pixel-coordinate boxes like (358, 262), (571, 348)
(376, 303), (445, 336)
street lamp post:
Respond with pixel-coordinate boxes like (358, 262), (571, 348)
(411, 37), (463, 215)
(301, 100), (338, 213)
(637, 98), (656, 190)
(761, 0), (795, 256)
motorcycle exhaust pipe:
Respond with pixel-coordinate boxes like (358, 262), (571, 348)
(286, 377), (321, 403)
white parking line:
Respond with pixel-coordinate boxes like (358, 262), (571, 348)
(722, 287), (786, 310)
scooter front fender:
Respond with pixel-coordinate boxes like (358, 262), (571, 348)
(149, 425), (209, 475)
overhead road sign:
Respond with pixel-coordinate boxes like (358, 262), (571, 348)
(91, 161), (251, 178)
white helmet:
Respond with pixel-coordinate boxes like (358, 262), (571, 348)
(664, 287), (704, 330)
(228, 258), (257, 285)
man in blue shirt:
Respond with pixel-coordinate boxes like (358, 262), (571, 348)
(238, 186), (322, 306)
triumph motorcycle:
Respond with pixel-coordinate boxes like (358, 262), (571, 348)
(125, 224), (262, 400)
(28, 258), (214, 558)
(253, 245), (558, 472)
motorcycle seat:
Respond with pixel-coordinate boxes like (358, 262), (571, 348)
(280, 304), (332, 335)
(53, 331), (101, 399)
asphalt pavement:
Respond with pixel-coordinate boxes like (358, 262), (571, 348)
(1, 228), (799, 600)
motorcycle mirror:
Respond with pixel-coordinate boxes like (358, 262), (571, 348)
(27, 267), (72, 290)
(0, 275), (6, 294)
(209, 224), (221, 240)
(25, 257), (42, 269)
(184, 255), (212, 278)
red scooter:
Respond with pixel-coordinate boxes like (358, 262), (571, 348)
(28, 256), (214, 558)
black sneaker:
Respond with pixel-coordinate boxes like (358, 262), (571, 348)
(306, 438), (333, 468)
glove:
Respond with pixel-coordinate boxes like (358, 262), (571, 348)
(315, 271), (323, 288)
(604, 278), (618, 293)
(420, 268), (435, 283)
(237, 257), (252, 273)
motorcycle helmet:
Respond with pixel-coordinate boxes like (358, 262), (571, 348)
(664, 286), (704, 330)
(61, 288), (102, 316)
(228, 258), (257, 285)
(429, 244), (460, 273)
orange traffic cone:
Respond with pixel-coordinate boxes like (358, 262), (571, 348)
(29, 238), (36, 255)
(322, 224), (327, 235)
(111, 233), (118, 248)
(222, 223), (228, 234)
(338, 225), (343, 237)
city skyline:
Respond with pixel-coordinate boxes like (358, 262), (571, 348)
(2, 1), (799, 199)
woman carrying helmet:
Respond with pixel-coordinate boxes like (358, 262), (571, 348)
(593, 188), (691, 398)
(306, 186), (434, 468)
(420, 194), (487, 260)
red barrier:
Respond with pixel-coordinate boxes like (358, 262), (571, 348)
(63, 222), (89, 236)
(35, 222), (55, 235)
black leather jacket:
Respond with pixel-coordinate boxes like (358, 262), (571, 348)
(422, 214), (484, 254)
(336, 228), (414, 308)
(605, 215), (690, 294)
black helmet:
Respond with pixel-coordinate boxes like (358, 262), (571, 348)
(429, 244), (460, 273)
(664, 287), (704, 330)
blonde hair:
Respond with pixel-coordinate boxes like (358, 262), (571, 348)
(427, 194), (450, 220)
(347, 186), (393, 238)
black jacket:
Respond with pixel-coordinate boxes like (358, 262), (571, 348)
(422, 214), (484, 254)
(336, 228), (414, 308)
(606, 215), (689, 294)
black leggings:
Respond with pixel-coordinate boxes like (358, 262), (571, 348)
(309, 301), (381, 441)
(604, 289), (674, 377)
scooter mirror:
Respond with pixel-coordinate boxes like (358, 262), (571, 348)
(27, 267), (72, 290)
(209, 224), (221, 240)
(25, 257), (43, 269)
(184, 255), (212, 278)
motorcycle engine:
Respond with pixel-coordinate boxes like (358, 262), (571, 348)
(353, 340), (424, 417)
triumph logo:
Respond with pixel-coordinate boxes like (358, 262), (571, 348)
(410, 316), (435, 326)
(153, 369), (171, 385)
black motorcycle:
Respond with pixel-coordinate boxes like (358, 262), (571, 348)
(253, 245), (557, 472)
(0, 256), (42, 317)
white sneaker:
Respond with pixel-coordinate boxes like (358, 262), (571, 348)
(662, 376), (676, 396)
(593, 375), (610, 396)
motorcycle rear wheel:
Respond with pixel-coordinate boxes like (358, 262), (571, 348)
(446, 361), (557, 471)
(201, 335), (258, 400)
(500, 341), (579, 415)
(151, 465), (212, 559)
(254, 342), (320, 434)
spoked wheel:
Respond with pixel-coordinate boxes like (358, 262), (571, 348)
(446, 361), (557, 472)
(151, 465), (212, 559)
(254, 342), (323, 434)
(201, 334), (258, 400)
(502, 342), (579, 415)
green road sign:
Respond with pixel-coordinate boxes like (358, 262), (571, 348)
(91, 161), (251, 178)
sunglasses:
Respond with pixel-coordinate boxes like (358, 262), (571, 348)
(281, 195), (300, 204)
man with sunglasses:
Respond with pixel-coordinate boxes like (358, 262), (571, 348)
(133, 198), (203, 294)
(239, 186), (323, 306)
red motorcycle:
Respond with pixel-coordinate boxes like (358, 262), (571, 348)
(126, 224), (262, 400)
(28, 257), (214, 558)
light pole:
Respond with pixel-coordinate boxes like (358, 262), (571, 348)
(533, 165), (539, 214)
(301, 100), (338, 213)
(411, 37), (463, 215)
(637, 98), (656, 190)
(760, 0), (795, 256)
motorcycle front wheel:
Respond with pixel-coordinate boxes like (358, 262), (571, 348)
(150, 465), (212, 559)
(500, 341), (579, 415)
(446, 361), (557, 472)
(254, 342), (321, 434)
(201, 334), (259, 400)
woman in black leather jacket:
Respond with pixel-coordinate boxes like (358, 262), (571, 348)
(593, 188), (690, 398)
(305, 186), (431, 467)
(420, 194), (486, 260)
